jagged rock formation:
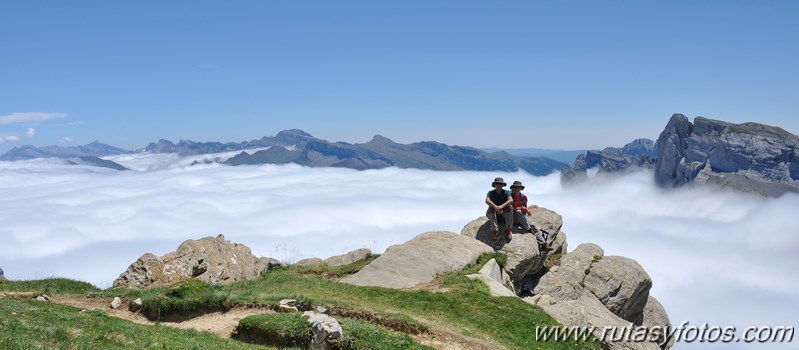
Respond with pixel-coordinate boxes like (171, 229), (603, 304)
(466, 258), (516, 297)
(655, 114), (799, 196)
(458, 207), (671, 350)
(561, 154), (588, 184)
(460, 206), (567, 284)
(561, 139), (657, 185)
(529, 243), (671, 350)
(113, 234), (280, 289)
(0, 267), (5, 281)
(341, 231), (493, 289)
(0, 141), (129, 161)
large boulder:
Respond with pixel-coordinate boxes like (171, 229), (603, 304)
(324, 248), (371, 267)
(466, 258), (515, 297)
(341, 231), (493, 289)
(533, 243), (604, 301)
(461, 216), (543, 282)
(533, 243), (653, 323)
(583, 256), (652, 322)
(113, 234), (278, 289)
(0, 267), (5, 281)
(636, 296), (675, 350)
(527, 291), (661, 350)
(461, 206), (565, 282)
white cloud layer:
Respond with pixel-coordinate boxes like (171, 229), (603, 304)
(0, 135), (22, 143)
(0, 155), (796, 350)
(58, 137), (75, 143)
(0, 112), (66, 125)
(26, 128), (35, 138)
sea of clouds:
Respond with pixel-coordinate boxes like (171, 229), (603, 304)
(1, 152), (796, 349)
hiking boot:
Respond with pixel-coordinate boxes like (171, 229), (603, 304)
(539, 243), (552, 251)
(505, 229), (513, 242)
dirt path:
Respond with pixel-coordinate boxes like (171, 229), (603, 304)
(49, 296), (271, 338)
(43, 296), (501, 349)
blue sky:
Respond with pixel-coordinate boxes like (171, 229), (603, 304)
(1, 1), (797, 152)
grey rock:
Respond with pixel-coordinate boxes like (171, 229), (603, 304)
(461, 216), (544, 282)
(323, 248), (371, 267)
(561, 154), (588, 184)
(110, 297), (122, 309)
(461, 206), (566, 282)
(302, 311), (344, 350)
(36, 294), (51, 302)
(549, 230), (568, 254)
(583, 256), (652, 322)
(533, 243), (604, 301)
(342, 231), (493, 289)
(655, 114), (799, 195)
(466, 258), (516, 297)
(129, 298), (143, 312)
(636, 296), (674, 350)
(279, 299), (299, 313)
(655, 114), (694, 188)
(570, 138), (657, 179)
(622, 139), (657, 157)
(295, 258), (324, 267)
(530, 291), (661, 350)
(113, 234), (274, 289)
(0, 267), (5, 281)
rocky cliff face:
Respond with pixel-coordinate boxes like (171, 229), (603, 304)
(655, 114), (799, 196)
(561, 139), (658, 185)
(0, 266), (5, 281)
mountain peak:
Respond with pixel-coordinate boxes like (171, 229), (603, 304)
(368, 134), (394, 144)
(275, 129), (313, 139)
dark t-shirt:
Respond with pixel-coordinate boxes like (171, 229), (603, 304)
(486, 189), (511, 206)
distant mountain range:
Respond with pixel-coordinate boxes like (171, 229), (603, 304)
(480, 147), (586, 164)
(1, 130), (566, 175)
(0, 141), (129, 161)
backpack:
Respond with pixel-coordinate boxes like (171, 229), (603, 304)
(513, 192), (528, 209)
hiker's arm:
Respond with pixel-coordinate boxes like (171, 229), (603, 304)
(485, 196), (499, 210)
(499, 196), (513, 210)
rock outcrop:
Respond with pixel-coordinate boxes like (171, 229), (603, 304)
(561, 153), (589, 184)
(113, 234), (279, 289)
(561, 139), (657, 185)
(655, 114), (799, 196)
(323, 248), (372, 267)
(302, 311), (344, 350)
(341, 231), (493, 289)
(0, 267), (5, 281)
(529, 243), (670, 350)
(636, 296), (675, 350)
(461, 206), (566, 283)
(466, 258), (516, 297)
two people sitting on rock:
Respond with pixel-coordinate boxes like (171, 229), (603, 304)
(485, 177), (551, 250)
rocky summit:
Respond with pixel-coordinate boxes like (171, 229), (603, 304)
(113, 234), (280, 289)
(339, 205), (671, 350)
(655, 114), (799, 196)
(0, 266), (5, 281)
